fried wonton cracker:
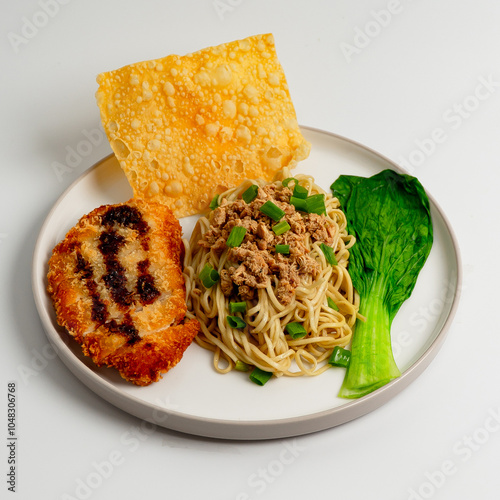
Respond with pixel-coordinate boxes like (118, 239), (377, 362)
(96, 34), (310, 217)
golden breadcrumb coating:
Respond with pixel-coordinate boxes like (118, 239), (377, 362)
(47, 198), (199, 385)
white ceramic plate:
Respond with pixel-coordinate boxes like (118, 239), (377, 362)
(32, 127), (461, 440)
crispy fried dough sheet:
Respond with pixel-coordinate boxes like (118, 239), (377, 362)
(96, 34), (311, 217)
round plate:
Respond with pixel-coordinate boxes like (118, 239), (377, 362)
(32, 127), (461, 440)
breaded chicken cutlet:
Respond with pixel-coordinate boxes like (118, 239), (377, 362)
(47, 198), (200, 386)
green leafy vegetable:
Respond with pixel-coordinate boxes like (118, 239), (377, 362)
(331, 169), (433, 399)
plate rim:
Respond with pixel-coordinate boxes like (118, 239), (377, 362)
(31, 126), (462, 440)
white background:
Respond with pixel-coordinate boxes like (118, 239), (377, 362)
(2, 1), (500, 499)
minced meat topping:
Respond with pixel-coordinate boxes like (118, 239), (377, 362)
(198, 184), (336, 305)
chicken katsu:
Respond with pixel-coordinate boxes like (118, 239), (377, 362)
(47, 198), (200, 385)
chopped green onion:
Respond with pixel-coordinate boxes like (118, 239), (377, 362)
(199, 263), (220, 288)
(242, 184), (259, 204)
(293, 184), (309, 199)
(275, 244), (290, 254)
(290, 196), (307, 212)
(320, 243), (338, 265)
(328, 346), (351, 368)
(306, 193), (326, 215)
(235, 360), (250, 372)
(227, 315), (247, 329)
(272, 220), (290, 235)
(282, 177), (296, 188)
(229, 301), (247, 313)
(259, 200), (285, 221)
(249, 367), (273, 386)
(209, 194), (219, 210)
(285, 322), (307, 339)
(327, 296), (339, 311)
(226, 226), (247, 247)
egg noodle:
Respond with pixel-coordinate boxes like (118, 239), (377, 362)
(182, 169), (361, 378)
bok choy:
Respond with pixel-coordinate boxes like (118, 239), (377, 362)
(331, 170), (433, 398)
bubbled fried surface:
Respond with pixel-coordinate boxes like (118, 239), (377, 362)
(95, 34), (310, 217)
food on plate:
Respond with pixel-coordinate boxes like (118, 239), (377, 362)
(48, 33), (435, 396)
(331, 170), (433, 398)
(183, 169), (360, 381)
(95, 33), (311, 218)
(47, 198), (200, 385)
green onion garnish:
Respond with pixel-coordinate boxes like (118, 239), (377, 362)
(227, 315), (247, 329)
(285, 322), (307, 339)
(290, 196), (307, 212)
(229, 301), (247, 313)
(272, 220), (290, 235)
(235, 360), (250, 372)
(275, 244), (290, 254)
(259, 200), (285, 221)
(306, 194), (326, 215)
(328, 346), (351, 368)
(327, 296), (339, 311)
(209, 195), (219, 210)
(226, 226), (247, 247)
(199, 263), (220, 288)
(249, 367), (273, 386)
(281, 177), (296, 188)
(293, 184), (308, 199)
(320, 243), (338, 265)
(242, 184), (259, 204)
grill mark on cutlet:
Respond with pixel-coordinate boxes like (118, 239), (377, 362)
(101, 205), (150, 249)
(74, 204), (163, 344)
(74, 252), (107, 324)
(98, 230), (133, 307)
(107, 312), (140, 345)
(136, 259), (161, 305)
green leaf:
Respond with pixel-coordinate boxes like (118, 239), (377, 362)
(332, 169), (433, 398)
